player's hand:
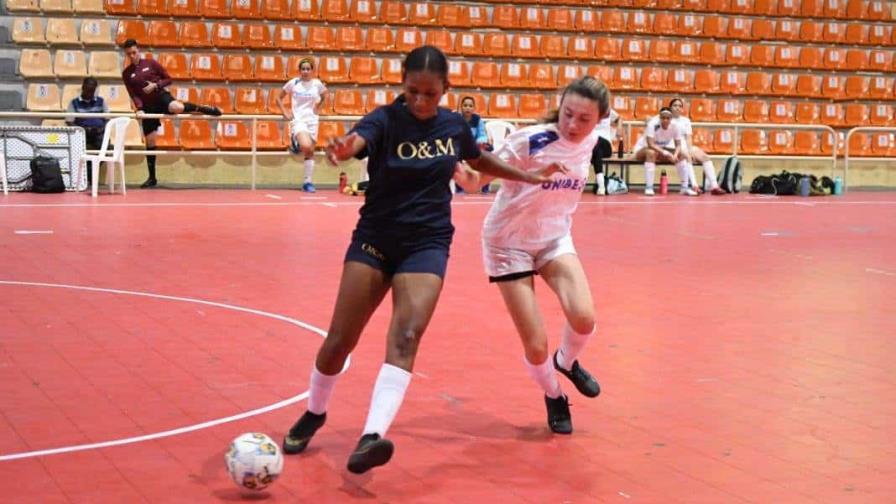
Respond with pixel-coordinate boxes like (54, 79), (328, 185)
(528, 161), (569, 184)
(326, 132), (360, 166)
(142, 82), (156, 94)
(135, 110), (145, 117)
(660, 150), (674, 162)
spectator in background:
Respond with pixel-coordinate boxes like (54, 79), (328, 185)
(121, 38), (221, 189)
(590, 107), (621, 195)
(277, 57), (327, 193)
(66, 77), (108, 152)
(668, 98), (725, 195)
(458, 96), (492, 193)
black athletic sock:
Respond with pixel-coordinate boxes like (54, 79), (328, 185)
(146, 146), (157, 180)
(182, 102), (198, 113)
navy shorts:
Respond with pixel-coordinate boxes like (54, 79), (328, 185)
(344, 229), (451, 278)
(140, 91), (176, 135)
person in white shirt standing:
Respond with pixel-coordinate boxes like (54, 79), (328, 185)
(455, 76), (607, 435)
(632, 107), (696, 196)
(669, 98), (726, 195)
(277, 57), (328, 193)
(590, 107), (621, 195)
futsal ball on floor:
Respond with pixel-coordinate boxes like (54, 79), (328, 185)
(225, 433), (284, 491)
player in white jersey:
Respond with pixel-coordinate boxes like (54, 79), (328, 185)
(277, 57), (328, 193)
(590, 107), (621, 195)
(633, 107), (697, 196)
(669, 98), (726, 195)
(455, 77), (607, 434)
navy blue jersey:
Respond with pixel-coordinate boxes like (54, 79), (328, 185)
(350, 95), (480, 238)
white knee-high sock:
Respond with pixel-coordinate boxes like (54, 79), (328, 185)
(644, 162), (656, 189)
(303, 158), (314, 183)
(687, 162), (699, 189)
(307, 365), (341, 415)
(361, 364), (412, 437)
(676, 160), (690, 190)
(702, 160), (719, 188)
(557, 323), (595, 371)
(525, 355), (562, 399)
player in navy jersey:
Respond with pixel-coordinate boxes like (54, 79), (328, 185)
(282, 46), (567, 474)
(456, 77), (608, 434)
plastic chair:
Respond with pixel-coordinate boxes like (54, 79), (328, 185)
(80, 116), (129, 197)
(575, 9), (600, 32)
(485, 120), (517, 150)
(547, 8), (574, 31)
(435, 4), (467, 27)
(46, 18), (79, 45)
(80, 19), (113, 46)
(500, 63), (528, 88)
(540, 34), (565, 59)
(168, 0), (198, 17)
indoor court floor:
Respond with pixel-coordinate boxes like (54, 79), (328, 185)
(0, 189), (894, 503)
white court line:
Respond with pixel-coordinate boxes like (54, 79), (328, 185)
(321, 202), (337, 208)
(866, 268), (896, 277)
(14, 230), (54, 235)
(299, 196), (326, 200)
(264, 194), (282, 200)
(0, 280), (341, 462)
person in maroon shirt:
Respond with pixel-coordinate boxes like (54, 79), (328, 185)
(121, 39), (221, 188)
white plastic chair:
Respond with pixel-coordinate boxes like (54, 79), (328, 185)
(485, 120), (517, 151)
(79, 116), (130, 197)
(0, 150), (8, 195)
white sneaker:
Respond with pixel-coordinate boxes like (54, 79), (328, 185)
(644, 187), (655, 196)
(680, 188), (698, 196)
(597, 187), (606, 195)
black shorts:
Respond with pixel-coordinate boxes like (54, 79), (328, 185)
(140, 91), (176, 135)
(344, 229), (451, 279)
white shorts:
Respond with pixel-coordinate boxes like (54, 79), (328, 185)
(482, 233), (576, 280)
(289, 118), (319, 141)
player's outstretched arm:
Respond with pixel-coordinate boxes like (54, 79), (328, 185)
(466, 151), (568, 186)
(325, 132), (366, 166)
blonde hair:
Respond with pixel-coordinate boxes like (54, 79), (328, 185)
(542, 76), (610, 124)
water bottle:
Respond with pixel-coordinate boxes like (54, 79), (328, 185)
(799, 176), (810, 197)
(833, 176), (843, 195)
(617, 138), (624, 158)
(659, 169), (668, 195)
(338, 172), (348, 193)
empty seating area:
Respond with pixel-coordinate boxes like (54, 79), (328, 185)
(6, 0), (896, 156)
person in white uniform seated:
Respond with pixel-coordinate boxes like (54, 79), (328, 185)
(632, 107), (696, 196)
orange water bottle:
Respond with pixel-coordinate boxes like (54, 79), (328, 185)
(338, 172), (348, 193)
(659, 169), (668, 195)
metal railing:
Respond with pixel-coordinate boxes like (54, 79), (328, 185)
(844, 127), (896, 193)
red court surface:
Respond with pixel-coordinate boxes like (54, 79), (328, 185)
(1, 189), (894, 503)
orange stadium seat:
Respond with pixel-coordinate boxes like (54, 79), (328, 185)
(713, 129), (736, 154)
(742, 100), (769, 122)
(241, 24), (272, 49)
(511, 34), (540, 58)
(466, 5), (489, 28)
(751, 19), (773, 40)
(316, 122), (345, 148)
(706, 0), (730, 11)
(610, 95), (633, 121)
(381, 58), (403, 84)
(634, 96), (660, 120)
(317, 56), (348, 83)
(750, 45), (774, 67)
(702, 17), (727, 39)
(211, 23), (241, 48)
(179, 21), (210, 48)
(726, 17), (751, 39)
(823, 0), (847, 18)
(54, 50), (86, 78)
(673, 40), (699, 63)
(800, 0), (823, 17)
(725, 44), (750, 66)
(847, 133), (871, 157)
(169, 85), (198, 105)
(770, 73), (796, 96)
(753, 0), (776, 14)
(820, 132), (844, 156)
(255, 54), (285, 82)
(820, 103), (844, 127)
(846, 49), (868, 71)
(621, 39), (648, 62)
(346, 0), (374, 22)
(574, 10), (600, 32)
(321, 0), (349, 21)
(156, 52), (188, 79)
(546, 8), (574, 31)
(869, 50), (891, 71)
(349, 57), (380, 84)
(667, 68), (694, 92)
(870, 133), (893, 157)
(518, 93), (547, 119)
(699, 41), (724, 65)
(180, 119), (215, 150)
(273, 25), (303, 51)
(487, 93), (518, 118)
(267, 87), (287, 114)
(492, 5), (518, 29)
(767, 130), (793, 155)
(538, 34), (564, 59)
(395, 28), (423, 53)
(500, 62), (528, 88)
(235, 87), (265, 114)
(454, 32), (482, 57)
(332, 89), (364, 115)
(80, 19), (113, 46)
(867, 0), (891, 20)
(230, 0), (260, 19)
(745, 72), (771, 95)
(844, 76), (870, 99)
(45, 18), (77, 45)
(822, 75), (845, 99)
(627, 11), (651, 33)
(613, 67), (639, 90)
(798, 47), (823, 70)
(740, 130), (767, 154)
(845, 24), (869, 45)
(844, 104), (869, 127)
(588, 65), (612, 85)
(774, 19), (799, 41)
(435, 4), (468, 27)
(870, 103), (894, 126)
(137, 0), (167, 16)
(691, 128), (714, 153)
(447, 60), (471, 86)
(823, 48), (847, 70)
(519, 6), (545, 30)
(649, 39), (675, 62)
(408, 2), (437, 26)
(425, 30), (452, 55)
(254, 121), (286, 150)
(216, 121), (249, 149)
(594, 37), (622, 61)
(292, 0), (319, 19)
(792, 131), (821, 155)
(799, 21), (823, 43)
(688, 98), (714, 122)
(200, 86), (233, 113)
(774, 46), (799, 68)
(869, 25), (890, 46)
(529, 64), (555, 89)
(116, 20), (147, 46)
(716, 98), (742, 121)
(199, 0), (228, 17)
(366, 89), (396, 112)
(719, 70), (745, 95)
(694, 69), (720, 93)
(483, 33), (510, 57)
(105, 0), (136, 15)
(306, 26), (335, 51)
(652, 12), (677, 36)
(601, 11), (625, 33)
(472, 61), (500, 88)
(795, 74), (822, 98)
(222, 54), (252, 81)
(640, 67), (666, 92)
(795, 102), (819, 123)
(260, 0), (289, 19)
(152, 118), (178, 149)
(335, 26), (364, 51)
(566, 36), (592, 60)
(365, 27), (395, 52)
(677, 14), (703, 37)
(558, 64), (585, 86)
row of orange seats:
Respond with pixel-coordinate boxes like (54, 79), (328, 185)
(102, 0), (890, 26)
(689, 129), (895, 157)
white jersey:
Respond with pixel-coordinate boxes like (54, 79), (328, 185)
(671, 116), (693, 151)
(483, 124), (599, 249)
(634, 116), (682, 151)
(595, 109), (620, 143)
(283, 77), (326, 121)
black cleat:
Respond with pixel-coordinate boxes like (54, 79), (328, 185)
(197, 105), (222, 116)
(346, 433), (394, 474)
(282, 411), (326, 455)
(139, 178), (157, 188)
(553, 351), (601, 398)
(545, 394), (573, 434)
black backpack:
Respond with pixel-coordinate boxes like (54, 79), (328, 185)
(30, 156), (65, 193)
(718, 156), (743, 194)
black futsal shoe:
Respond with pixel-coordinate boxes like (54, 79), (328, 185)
(139, 177), (157, 188)
(282, 410), (326, 455)
(346, 433), (394, 474)
(553, 351), (601, 398)
(198, 105), (222, 116)
(545, 394), (573, 434)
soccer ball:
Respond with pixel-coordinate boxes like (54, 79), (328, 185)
(225, 433), (284, 491)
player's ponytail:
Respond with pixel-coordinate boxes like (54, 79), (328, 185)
(402, 46), (449, 84)
(542, 76), (610, 124)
